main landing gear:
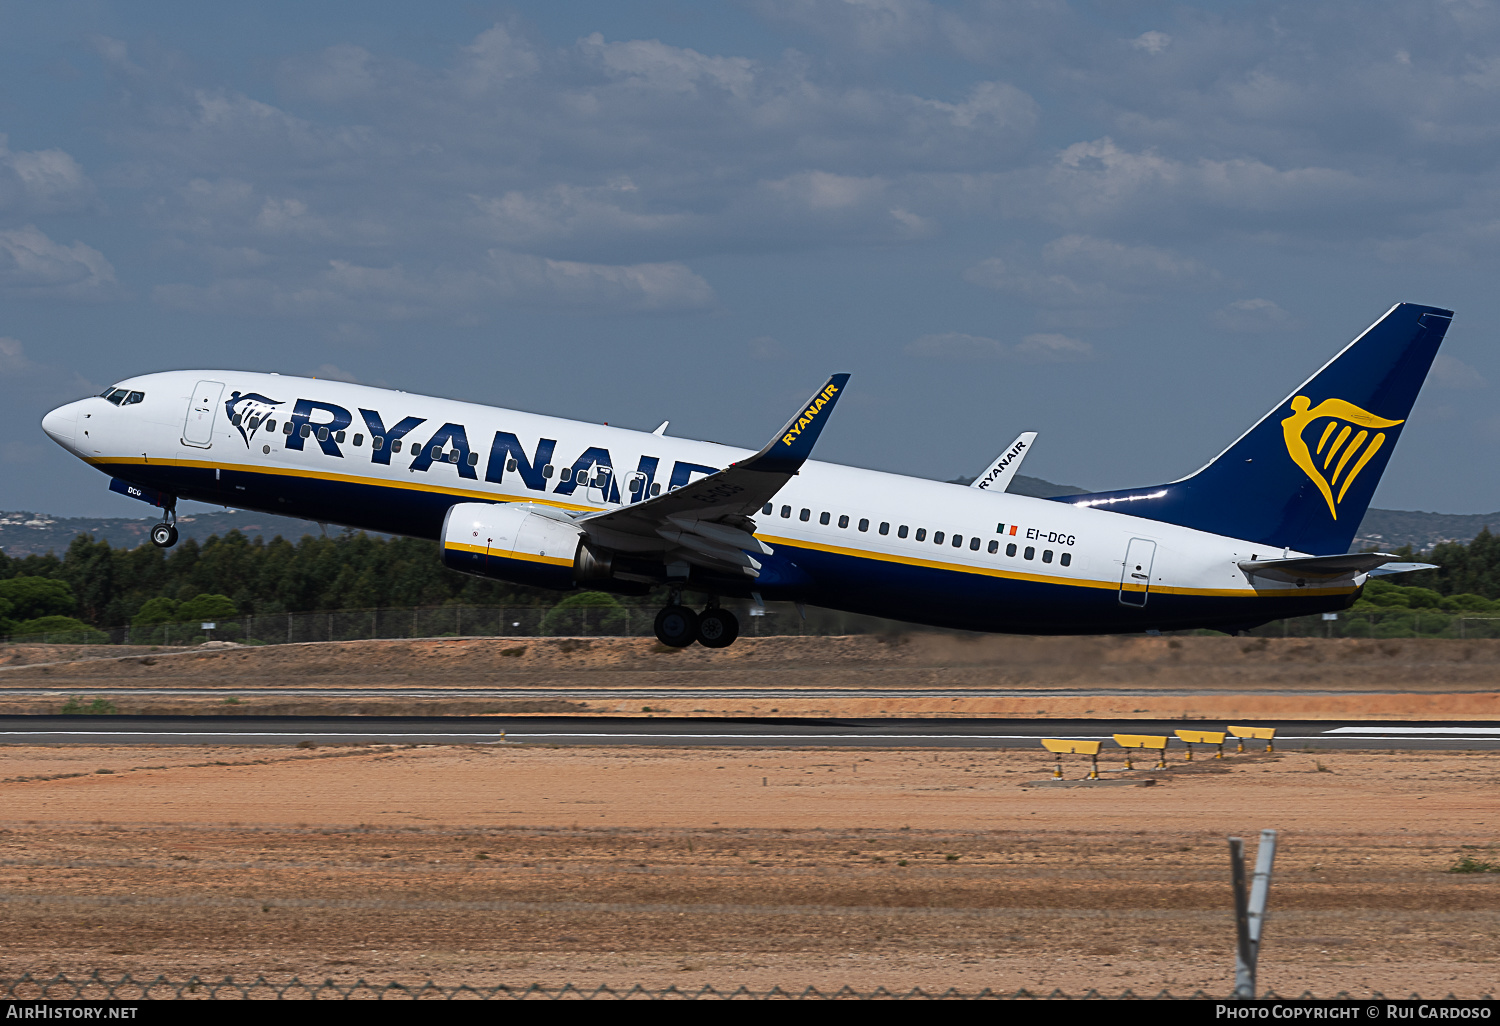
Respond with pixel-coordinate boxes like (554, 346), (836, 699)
(149, 506), (179, 548)
(653, 595), (740, 649)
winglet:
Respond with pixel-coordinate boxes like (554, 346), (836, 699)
(740, 373), (850, 475)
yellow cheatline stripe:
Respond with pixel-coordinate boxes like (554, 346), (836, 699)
(758, 534), (1355, 599)
(88, 455), (595, 514)
(444, 541), (572, 568)
(96, 455), (1359, 601)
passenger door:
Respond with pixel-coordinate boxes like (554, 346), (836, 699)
(182, 380), (225, 448)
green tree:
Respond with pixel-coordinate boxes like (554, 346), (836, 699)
(540, 591), (628, 636)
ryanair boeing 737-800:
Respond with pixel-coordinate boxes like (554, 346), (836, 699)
(40, 302), (1450, 648)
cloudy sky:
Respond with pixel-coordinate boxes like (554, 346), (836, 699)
(5, 1), (1500, 517)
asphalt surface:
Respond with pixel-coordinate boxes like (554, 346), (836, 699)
(0, 715), (1497, 749)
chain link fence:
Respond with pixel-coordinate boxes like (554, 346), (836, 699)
(6, 606), (1500, 648)
(0, 600), (862, 647)
(2, 972), (1490, 1000)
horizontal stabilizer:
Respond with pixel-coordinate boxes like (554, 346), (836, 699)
(1238, 552), (1433, 582)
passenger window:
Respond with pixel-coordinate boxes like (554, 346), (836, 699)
(1006, 543), (1017, 557)
(430, 445), (441, 458)
(543, 464), (554, 478)
(763, 504), (773, 515)
(934, 531), (944, 545)
(560, 467), (572, 482)
(858, 518), (869, 532)
(800, 509), (811, 522)
(467, 452), (479, 466)
(335, 430), (345, 443)
(879, 522), (889, 535)
(915, 528), (926, 541)
(970, 537), (981, 551)
(249, 417), (261, 430)
(448, 451), (460, 463)
(318, 427), (329, 442)
(952, 534), (962, 547)
(392, 439), (403, 453)
(1060, 552), (1072, 567)
(988, 540), (999, 554)
(372, 436), (383, 450)
(781, 505), (791, 518)
(300, 423), (312, 438)
(231, 414), (243, 426)
(283, 422), (293, 435)
(1024, 546), (1035, 560)
(898, 525), (909, 539)
(1042, 550), (1053, 563)
(353, 433), (363, 446)
(650, 482), (661, 496)
(838, 515), (849, 529)
(820, 512), (831, 525)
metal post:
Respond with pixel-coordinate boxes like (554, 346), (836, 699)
(1229, 829), (1277, 999)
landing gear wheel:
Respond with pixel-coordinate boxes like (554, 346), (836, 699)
(696, 608), (739, 649)
(150, 523), (178, 548)
(654, 605), (699, 648)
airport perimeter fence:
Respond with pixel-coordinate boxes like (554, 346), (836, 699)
(6, 605), (1500, 647)
(2, 972), (1491, 1001)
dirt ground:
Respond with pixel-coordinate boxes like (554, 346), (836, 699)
(1, 741), (1496, 997)
(6, 634), (1500, 720)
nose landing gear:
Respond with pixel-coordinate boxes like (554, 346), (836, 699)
(652, 595), (741, 649)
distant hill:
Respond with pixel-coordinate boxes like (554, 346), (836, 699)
(0, 509), (342, 557)
(2, 475), (1493, 558)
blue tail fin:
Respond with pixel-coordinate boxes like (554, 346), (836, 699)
(1057, 303), (1453, 554)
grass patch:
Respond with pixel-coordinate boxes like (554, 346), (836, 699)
(61, 697), (117, 715)
(1449, 855), (1499, 874)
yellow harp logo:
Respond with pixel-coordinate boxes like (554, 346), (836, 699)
(1281, 396), (1404, 519)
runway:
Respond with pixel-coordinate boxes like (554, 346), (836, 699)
(1, 715), (1498, 749)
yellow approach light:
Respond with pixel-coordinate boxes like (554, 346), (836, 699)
(1280, 396), (1404, 520)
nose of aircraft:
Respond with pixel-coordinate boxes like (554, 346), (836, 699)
(41, 400), (81, 449)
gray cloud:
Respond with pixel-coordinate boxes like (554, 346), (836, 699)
(0, 226), (118, 299)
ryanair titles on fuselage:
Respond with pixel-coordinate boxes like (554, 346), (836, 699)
(223, 388), (719, 504)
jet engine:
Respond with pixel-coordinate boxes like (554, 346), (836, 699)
(441, 501), (585, 591)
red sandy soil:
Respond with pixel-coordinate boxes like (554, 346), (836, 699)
(0, 742), (1496, 997)
(4, 635), (1500, 720)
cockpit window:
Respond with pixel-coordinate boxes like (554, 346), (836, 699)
(98, 387), (145, 407)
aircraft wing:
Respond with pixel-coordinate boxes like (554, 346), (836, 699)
(573, 374), (849, 578)
(971, 431), (1037, 492)
(1238, 552), (1436, 583)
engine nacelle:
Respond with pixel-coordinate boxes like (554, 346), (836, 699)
(441, 502), (584, 591)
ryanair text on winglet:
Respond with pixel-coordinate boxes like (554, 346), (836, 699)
(782, 383), (840, 446)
